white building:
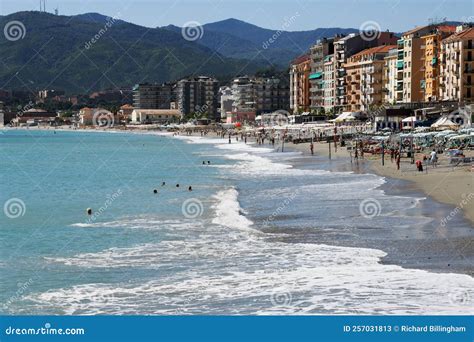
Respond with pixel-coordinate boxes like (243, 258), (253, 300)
(323, 54), (335, 111)
(384, 48), (398, 105)
(219, 86), (233, 120)
(131, 109), (181, 124)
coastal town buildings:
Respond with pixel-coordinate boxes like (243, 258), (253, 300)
(219, 86), (233, 121)
(78, 107), (113, 126)
(420, 26), (456, 102)
(231, 76), (255, 114)
(323, 54), (336, 112)
(439, 27), (474, 103)
(131, 109), (181, 124)
(38, 89), (65, 100)
(334, 32), (398, 113)
(383, 48), (399, 104)
(396, 26), (434, 103)
(309, 38), (335, 111)
(176, 76), (219, 120)
(132, 83), (173, 109)
(289, 54), (311, 114)
(344, 45), (395, 112)
(230, 76), (290, 115)
(254, 77), (290, 114)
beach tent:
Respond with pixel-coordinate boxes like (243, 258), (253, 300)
(331, 112), (358, 123)
(431, 116), (459, 130)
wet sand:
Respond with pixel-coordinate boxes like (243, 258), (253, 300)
(282, 140), (474, 276)
(289, 140), (474, 225)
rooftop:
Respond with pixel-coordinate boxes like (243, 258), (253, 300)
(351, 45), (397, 59)
(443, 27), (474, 43)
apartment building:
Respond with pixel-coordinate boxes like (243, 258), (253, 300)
(421, 26), (456, 102)
(309, 38), (335, 111)
(334, 32), (398, 113)
(383, 48), (399, 104)
(176, 76), (219, 120)
(289, 54), (311, 113)
(440, 27), (474, 103)
(396, 26), (434, 103)
(323, 54), (336, 111)
(254, 78), (290, 114)
(231, 76), (290, 115)
(219, 86), (233, 120)
(132, 83), (174, 109)
(344, 45), (395, 112)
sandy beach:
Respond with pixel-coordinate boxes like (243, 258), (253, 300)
(288, 140), (474, 225)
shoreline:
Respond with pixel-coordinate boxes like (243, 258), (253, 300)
(167, 130), (474, 276)
(7, 126), (472, 224)
(282, 141), (474, 276)
(287, 140), (474, 226)
(5, 127), (473, 277)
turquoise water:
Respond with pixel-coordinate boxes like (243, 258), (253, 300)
(1, 129), (473, 315)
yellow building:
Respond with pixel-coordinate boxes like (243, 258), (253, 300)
(421, 26), (456, 102)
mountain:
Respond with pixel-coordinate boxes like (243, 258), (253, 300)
(72, 12), (127, 25)
(163, 18), (359, 66)
(0, 12), (267, 94)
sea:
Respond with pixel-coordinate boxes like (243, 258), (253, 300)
(0, 129), (473, 315)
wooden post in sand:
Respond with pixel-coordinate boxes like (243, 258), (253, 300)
(381, 141), (385, 166)
(328, 139), (332, 160)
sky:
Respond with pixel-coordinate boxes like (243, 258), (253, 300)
(0, 0), (473, 32)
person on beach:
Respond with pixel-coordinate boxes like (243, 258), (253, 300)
(310, 142), (314, 155)
(416, 160), (423, 172)
(396, 153), (401, 170)
(430, 150), (438, 168)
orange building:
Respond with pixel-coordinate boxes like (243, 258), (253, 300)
(289, 54), (311, 113)
(344, 45), (396, 112)
(420, 26), (456, 102)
